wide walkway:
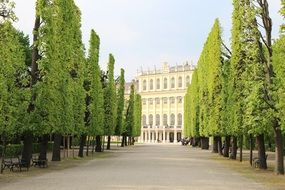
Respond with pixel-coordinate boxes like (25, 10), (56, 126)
(0, 144), (267, 190)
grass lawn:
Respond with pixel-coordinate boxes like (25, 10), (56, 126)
(212, 151), (285, 190)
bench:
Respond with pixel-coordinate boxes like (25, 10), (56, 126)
(2, 157), (30, 172)
(32, 154), (48, 168)
(253, 154), (268, 168)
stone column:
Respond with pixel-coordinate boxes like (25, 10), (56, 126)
(174, 130), (177, 143)
(163, 129), (166, 143)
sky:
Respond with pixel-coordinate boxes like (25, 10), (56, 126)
(13, 0), (283, 81)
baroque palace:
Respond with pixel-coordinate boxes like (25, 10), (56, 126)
(134, 62), (194, 143)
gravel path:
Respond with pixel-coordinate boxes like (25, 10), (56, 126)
(0, 144), (268, 190)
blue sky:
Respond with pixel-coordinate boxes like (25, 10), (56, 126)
(13, 0), (283, 81)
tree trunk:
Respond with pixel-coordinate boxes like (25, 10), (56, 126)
(217, 136), (223, 155)
(121, 136), (125, 147)
(22, 132), (33, 166)
(1, 135), (6, 174)
(107, 136), (111, 150)
(86, 136), (90, 156)
(230, 136), (237, 160)
(212, 136), (219, 153)
(274, 126), (284, 175)
(239, 135), (243, 162)
(201, 137), (209, 150)
(250, 134), (253, 166)
(39, 134), (49, 160)
(95, 135), (102, 152)
(223, 136), (230, 158)
(256, 134), (267, 170)
(91, 136), (96, 155)
(52, 134), (62, 161)
(78, 134), (86, 157)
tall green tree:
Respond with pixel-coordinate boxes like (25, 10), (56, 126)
(82, 29), (104, 155)
(104, 54), (117, 150)
(125, 84), (135, 145)
(133, 93), (142, 139)
(0, 19), (29, 172)
(115, 69), (125, 137)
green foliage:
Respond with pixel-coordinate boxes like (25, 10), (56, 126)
(0, 0), (17, 22)
(125, 84), (135, 137)
(115, 69), (125, 136)
(86, 29), (104, 136)
(133, 94), (142, 137)
(30, 0), (85, 136)
(0, 21), (29, 137)
(104, 54), (117, 136)
(273, 35), (285, 130)
(281, 0), (285, 32)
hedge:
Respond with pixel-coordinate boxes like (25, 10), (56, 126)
(0, 142), (54, 157)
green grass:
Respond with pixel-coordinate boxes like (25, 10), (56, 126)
(212, 153), (285, 190)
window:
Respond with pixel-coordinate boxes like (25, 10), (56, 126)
(149, 79), (154, 90)
(155, 98), (160, 105)
(170, 114), (175, 126)
(163, 78), (168, 89)
(177, 96), (182, 104)
(149, 98), (153, 105)
(170, 97), (175, 104)
(178, 114), (182, 126)
(143, 80), (147, 91)
(149, 114), (153, 126)
(142, 115), (146, 126)
(156, 114), (160, 126)
(142, 99), (146, 105)
(186, 76), (190, 87)
(156, 78), (160, 90)
(178, 76), (182, 88)
(163, 97), (168, 104)
(171, 77), (175, 88)
(163, 114), (168, 126)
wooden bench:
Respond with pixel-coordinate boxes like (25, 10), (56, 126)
(1, 157), (30, 172)
(32, 154), (48, 168)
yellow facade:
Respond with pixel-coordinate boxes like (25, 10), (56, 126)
(136, 62), (194, 143)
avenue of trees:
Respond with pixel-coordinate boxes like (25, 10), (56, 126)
(0, 0), (141, 173)
(184, 0), (285, 175)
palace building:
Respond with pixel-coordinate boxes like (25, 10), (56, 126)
(136, 62), (194, 143)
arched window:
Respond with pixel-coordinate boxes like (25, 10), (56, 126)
(178, 76), (182, 88)
(155, 98), (160, 105)
(170, 114), (175, 126)
(170, 97), (175, 104)
(186, 76), (190, 87)
(149, 98), (153, 105)
(156, 114), (160, 126)
(149, 114), (153, 126)
(163, 114), (168, 126)
(156, 78), (160, 90)
(163, 78), (168, 89)
(163, 97), (168, 104)
(142, 115), (146, 126)
(142, 99), (146, 105)
(143, 80), (147, 91)
(177, 96), (182, 104)
(171, 77), (175, 88)
(149, 79), (153, 90)
(177, 113), (182, 126)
